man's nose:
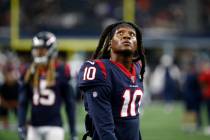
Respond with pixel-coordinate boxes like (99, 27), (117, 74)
(122, 33), (131, 40)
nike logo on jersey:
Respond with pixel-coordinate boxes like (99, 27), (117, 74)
(87, 61), (95, 65)
(93, 91), (98, 98)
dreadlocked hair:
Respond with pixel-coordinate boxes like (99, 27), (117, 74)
(24, 59), (56, 88)
(91, 21), (146, 81)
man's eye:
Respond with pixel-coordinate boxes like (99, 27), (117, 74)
(130, 33), (136, 37)
(118, 32), (123, 36)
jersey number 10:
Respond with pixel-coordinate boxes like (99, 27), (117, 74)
(121, 89), (143, 117)
(83, 66), (143, 117)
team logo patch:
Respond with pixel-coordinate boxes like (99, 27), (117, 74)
(93, 91), (98, 98)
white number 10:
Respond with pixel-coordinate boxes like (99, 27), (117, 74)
(83, 67), (96, 80)
(121, 89), (143, 117)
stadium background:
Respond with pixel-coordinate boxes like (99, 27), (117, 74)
(0, 0), (210, 140)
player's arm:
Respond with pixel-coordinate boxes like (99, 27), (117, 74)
(84, 86), (117, 140)
(78, 61), (117, 140)
(60, 64), (77, 139)
(18, 82), (29, 140)
(18, 82), (29, 126)
(62, 84), (77, 138)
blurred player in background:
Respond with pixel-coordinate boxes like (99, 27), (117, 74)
(199, 58), (210, 135)
(149, 54), (181, 113)
(78, 21), (146, 140)
(18, 31), (77, 140)
(0, 57), (20, 129)
(182, 59), (202, 132)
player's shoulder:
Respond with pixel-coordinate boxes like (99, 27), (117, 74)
(80, 59), (107, 75)
(56, 62), (71, 79)
(78, 59), (108, 88)
(83, 60), (97, 67)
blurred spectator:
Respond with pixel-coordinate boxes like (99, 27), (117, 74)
(201, 0), (210, 31)
(1, 0), (210, 39)
(149, 54), (181, 112)
(0, 0), (10, 26)
(20, 0), (122, 37)
(198, 58), (210, 135)
(68, 52), (86, 102)
(0, 54), (20, 129)
(142, 66), (152, 106)
(0, 0), (10, 40)
(136, 0), (184, 31)
(0, 52), (7, 85)
(182, 58), (202, 132)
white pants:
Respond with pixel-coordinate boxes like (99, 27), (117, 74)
(27, 126), (64, 140)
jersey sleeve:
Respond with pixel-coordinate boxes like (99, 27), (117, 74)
(80, 61), (116, 139)
(84, 86), (117, 140)
(78, 60), (108, 89)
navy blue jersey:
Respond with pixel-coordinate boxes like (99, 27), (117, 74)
(18, 63), (75, 128)
(78, 59), (144, 140)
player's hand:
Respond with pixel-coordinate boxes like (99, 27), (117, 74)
(18, 126), (27, 140)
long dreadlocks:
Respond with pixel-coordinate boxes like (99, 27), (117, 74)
(92, 21), (146, 81)
(24, 59), (56, 88)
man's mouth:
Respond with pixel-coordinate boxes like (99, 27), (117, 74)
(122, 41), (131, 46)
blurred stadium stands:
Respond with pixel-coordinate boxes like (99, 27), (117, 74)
(0, 0), (209, 98)
(0, 0), (210, 51)
(0, 0), (209, 95)
(0, 0), (210, 41)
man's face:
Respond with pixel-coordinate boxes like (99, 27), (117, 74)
(34, 47), (48, 57)
(32, 47), (49, 65)
(111, 26), (137, 55)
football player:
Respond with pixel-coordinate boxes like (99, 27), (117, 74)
(199, 61), (210, 135)
(78, 21), (146, 140)
(18, 31), (77, 140)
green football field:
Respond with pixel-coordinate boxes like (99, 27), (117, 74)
(0, 101), (209, 140)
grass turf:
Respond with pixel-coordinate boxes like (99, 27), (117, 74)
(0, 101), (209, 140)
